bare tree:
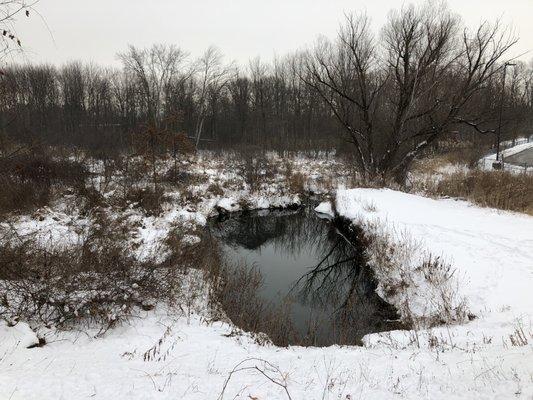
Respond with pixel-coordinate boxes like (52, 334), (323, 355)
(228, 69), (251, 140)
(118, 44), (190, 128)
(0, 3), (527, 157)
(249, 57), (269, 141)
(193, 46), (232, 148)
(304, 2), (517, 182)
(303, 12), (382, 175)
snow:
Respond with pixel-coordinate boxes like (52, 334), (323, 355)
(314, 201), (334, 217)
(0, 321), (40, 350)
(216, 197), (240, 213)
(336, 189), (533, 324)
(499, 141), (533, 158)
(481, 139), (533, 162)
(501, 136), (533, 148)
(0, 206), (90, 248)
(1, 188), (532, 399)
(1, 310), (530, 400)
(480, 141), (533, 173)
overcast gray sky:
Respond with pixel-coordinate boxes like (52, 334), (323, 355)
(14, 0), (533, 66)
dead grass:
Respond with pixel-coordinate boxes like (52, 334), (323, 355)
(209, 261), (296, 347)
(334, 214), (469, 330)
(411, 155), (460, 175)
(123, 186), (170, 216)
(509, 325), (529, 347)
(432, 170), (533, 215)
(0, 151), (89, 215)
(439, 146), (488, 168)
(0, 213), (182, 331)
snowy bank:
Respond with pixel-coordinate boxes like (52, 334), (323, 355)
(1, 189), (532, 399)
(335, 189), (533, 322)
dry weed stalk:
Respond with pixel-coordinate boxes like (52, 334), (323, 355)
(218, 357), (293, 400)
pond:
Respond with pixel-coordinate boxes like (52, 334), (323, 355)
(208, 205), (401, 346)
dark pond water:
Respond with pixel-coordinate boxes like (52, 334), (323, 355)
(208, 205), (400, 346)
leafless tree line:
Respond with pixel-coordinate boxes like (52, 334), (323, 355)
(0, 44), (341, 152)
(0, 1), (532, 180)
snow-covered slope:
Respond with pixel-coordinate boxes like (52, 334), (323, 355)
(1, 189), (532, 400)
(335, 189), (533, 320)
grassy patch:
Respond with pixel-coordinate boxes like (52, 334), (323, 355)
(432, 170), (533, 215)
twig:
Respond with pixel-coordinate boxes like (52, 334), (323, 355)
(218, 357), (293, 400)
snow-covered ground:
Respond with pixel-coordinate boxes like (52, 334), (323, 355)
(480, 140), (533, 174)
(0, 152), (343, 260)
(1, 188), (531, 399)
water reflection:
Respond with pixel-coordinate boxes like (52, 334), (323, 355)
(208, 206), (399, 346)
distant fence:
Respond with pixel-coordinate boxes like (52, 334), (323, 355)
(485, 135), (533, 157)
(503, 136), (532, 147)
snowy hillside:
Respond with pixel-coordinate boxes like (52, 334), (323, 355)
(1, 189), (531, 400)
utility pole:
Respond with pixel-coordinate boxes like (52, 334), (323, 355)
(496, 62), (516, 162)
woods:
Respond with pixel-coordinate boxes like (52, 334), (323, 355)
(0, 2), (532, 176)
(0, 49), (340, 152)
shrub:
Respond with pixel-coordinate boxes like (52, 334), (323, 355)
(238, 148), (279, 192)
(434, 170), (533, 214)
(0, 175), (50, 215)
(0, 153), (88, 188)
(283, 159), (306, 194)
(162, 169), (192, 185)
(287, 171), (305, 193)
(0, 151), (89, 215)
(78, 184), (107, 212)
(207, 182), (224, 197)
(0, 212), (182, 332)
(209, 261), (296, 346)
(123, 186), (169, 216)
(163, 222), (217, 270)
